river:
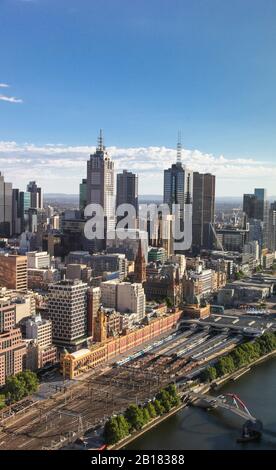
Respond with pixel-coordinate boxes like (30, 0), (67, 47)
(126, 358), (276, 450)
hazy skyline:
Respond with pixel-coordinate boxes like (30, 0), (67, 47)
(1, 0), (276, 195)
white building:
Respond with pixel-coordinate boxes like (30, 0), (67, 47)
(100, 280), (146, 321)
(243, 241), (260, 263)
(25, 314), (52, 348)
(27, 251), (50, 269)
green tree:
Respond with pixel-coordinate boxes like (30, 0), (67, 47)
(215, 355), (235, 377)
(165, 384), (180, 406)
(125, 404), (145, 431)
(201, 366), (217, 383)
(18, 370), (39, 394)
(116, 414), (130, 438)
(156, 389), (172, 412)
(142, 407), (151, 425)
(5, 376), (26, 403)
(153, 399), (165, 416)
(103, 416), (122, 445)
(146, 402), (157, 419)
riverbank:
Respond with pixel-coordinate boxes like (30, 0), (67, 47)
(109, 402), (188, 450)
(116, 348), (276, 450)
(211, 348), (276, 390)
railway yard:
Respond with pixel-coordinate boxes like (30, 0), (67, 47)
(1, 311), (276, 450)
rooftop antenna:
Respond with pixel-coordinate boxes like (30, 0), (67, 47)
(176, 130), (182, 164)
(97, 129), (105, 151)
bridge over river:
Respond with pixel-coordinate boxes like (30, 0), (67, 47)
(185, 391), (263, 440)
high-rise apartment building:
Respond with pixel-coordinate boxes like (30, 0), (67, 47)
(192, 172), (216, 253)
(0, 254), (28, 291)
(0, 172), (13, 237)
(47, 280), (88, 349)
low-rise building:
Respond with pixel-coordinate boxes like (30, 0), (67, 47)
(27, 251), (50, 269)
(27, 267), (60, 290)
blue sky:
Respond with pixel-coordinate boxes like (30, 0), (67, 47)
(0, 0), (276, 196)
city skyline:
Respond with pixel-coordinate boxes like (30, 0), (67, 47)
(1, 1), (276, 456)
(0, 137), (276, 198)
(1, 0), (276, 196)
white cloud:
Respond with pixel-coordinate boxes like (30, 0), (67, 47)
(0, 95), (23, 104)
(0, 81), (23, 103)
(0, 141), (275, 197)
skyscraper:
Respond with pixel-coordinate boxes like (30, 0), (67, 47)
(79, 178), (87, 211)
(243, 194), (257, 220)
(243, 188), (269, 249)
(254, 188), (268, 221)
(116, 170), (138, 228)
(268, 201), (276, 252)
(19, 191), (31, 232)
(163, 135), (193, 251)
(0, 172), (13, 237)
(86, 130), (115, 247)
(243, 188), (268, 222)
(192, 172), (216, 253)
(47, 280), (88, 350)
(27, 181), (43, 209)
(12, 188), (21, 236)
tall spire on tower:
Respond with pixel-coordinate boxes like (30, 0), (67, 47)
(97, 129), (105, 151)
(134, 239), (146, 284)
(176, 130), (182, 164)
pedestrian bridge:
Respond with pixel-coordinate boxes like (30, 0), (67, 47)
(186, 391), (256, 422)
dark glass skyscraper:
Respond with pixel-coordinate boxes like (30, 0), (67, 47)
(26, 181), (43, 209)
(192, 172), (216, 253)
(243, 188), (269, 249)
(116, 170), (138, 228)
(0, 172), (13, 237)
(79, 178), (87, 211)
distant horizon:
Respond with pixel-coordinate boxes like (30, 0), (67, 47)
(1, 1), (276, 197)
(44, 192), (276, 201)
(0, 140), (275, 198)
